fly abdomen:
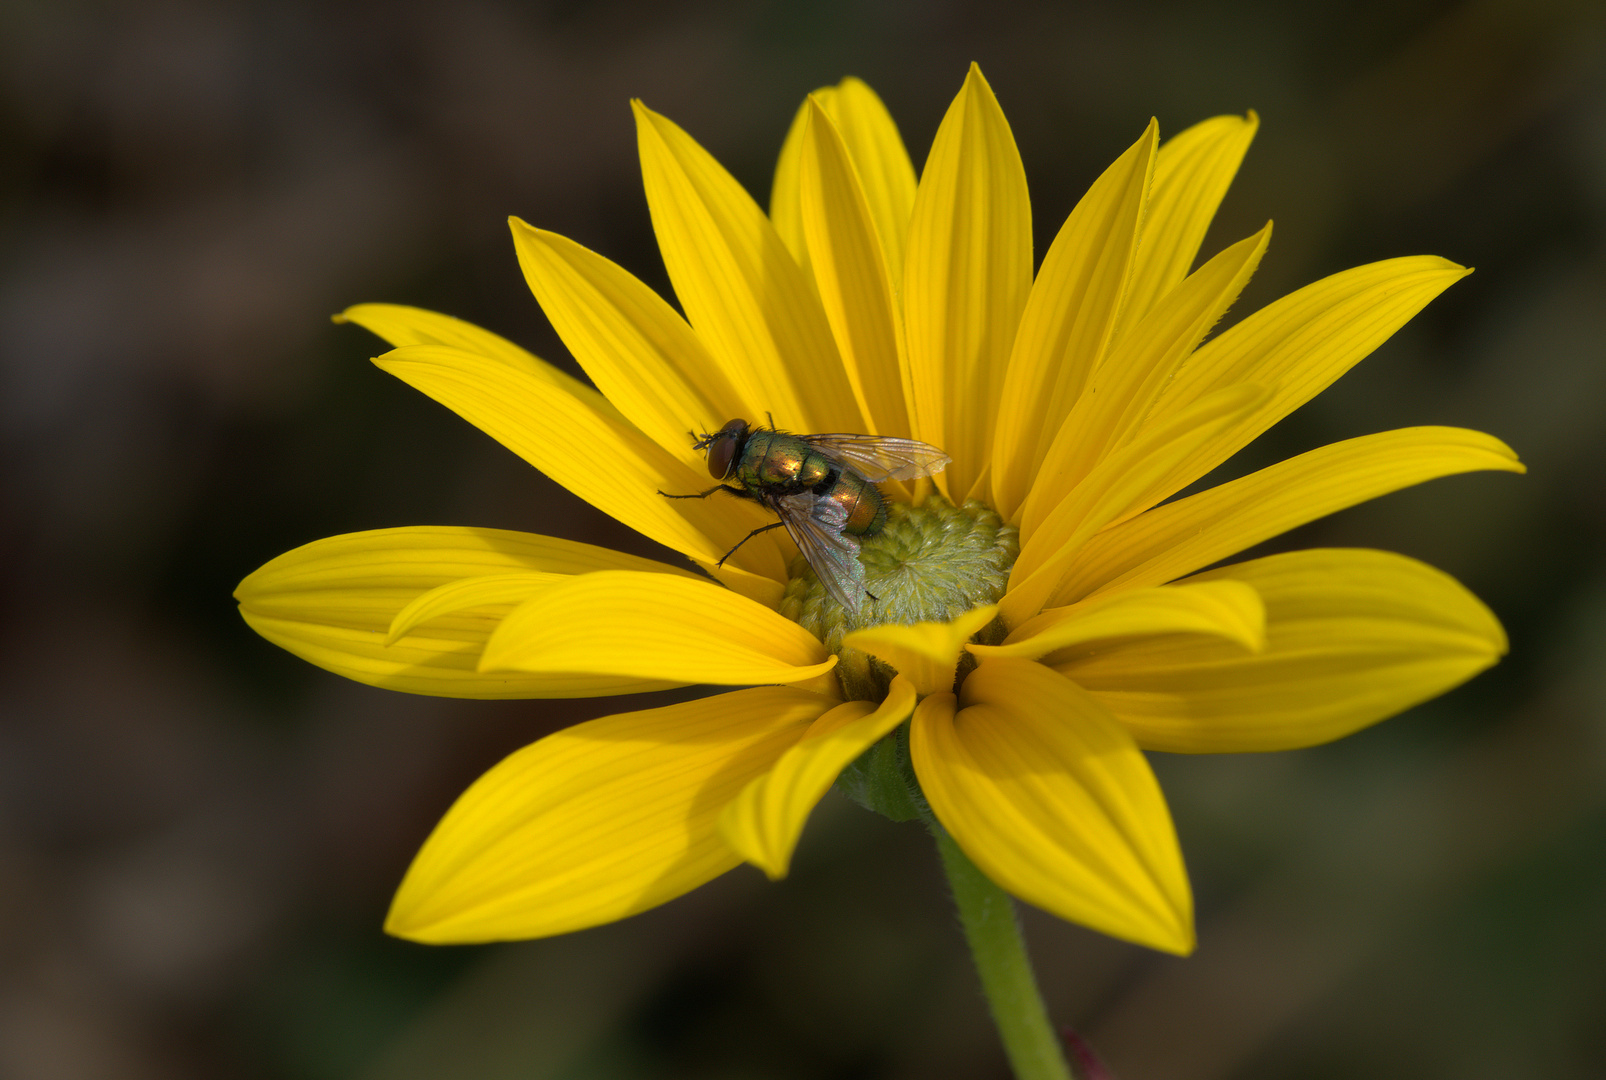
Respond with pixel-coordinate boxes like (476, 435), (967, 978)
(825, 475), (886, 536)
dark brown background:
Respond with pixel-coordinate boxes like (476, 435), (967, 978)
(2, 0), (1603, 1077)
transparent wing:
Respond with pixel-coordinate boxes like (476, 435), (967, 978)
(773, 493), (866, 615)
(801, 433), (951, 483)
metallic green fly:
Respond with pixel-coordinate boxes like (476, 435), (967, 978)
(661, 418), (951, 613)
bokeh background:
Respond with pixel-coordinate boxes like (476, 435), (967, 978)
(2, 0), (1604, 1077)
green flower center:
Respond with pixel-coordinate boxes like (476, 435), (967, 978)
(779, 495), (1019, 700)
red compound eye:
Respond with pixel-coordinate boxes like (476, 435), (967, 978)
(706, 418), (746, 478)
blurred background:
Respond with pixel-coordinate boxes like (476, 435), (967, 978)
(1, 0), (1603, 1076)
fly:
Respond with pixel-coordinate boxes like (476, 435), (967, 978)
(660, 417), (951, 614)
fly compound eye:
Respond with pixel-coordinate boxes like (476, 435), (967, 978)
(706, 419), (746, 478)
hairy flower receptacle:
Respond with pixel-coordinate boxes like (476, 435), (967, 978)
(779, 496), (1018, 701)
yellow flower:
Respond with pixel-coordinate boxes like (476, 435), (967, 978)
(236, 65), (1520, 956)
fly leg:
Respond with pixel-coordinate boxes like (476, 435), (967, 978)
(716, 521), (785, 567)
(658, 484), (749, 500)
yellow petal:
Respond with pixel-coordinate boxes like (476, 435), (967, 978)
(798, 97), (915, 440)
(481, 571), (836, 685)
(373, 343), (787, 583)
(1002, 383), (1268, 628)
(1055, 426), (1525, 606)
(241, 611), (680, 700)
(903, 63), (1032, 497)
(769, 89), (818, 272)
(1058, 549), (1508, 753)
(910, 659), (1193, 954)
(973, 581), (1264, 661)
(718, 676), (917, 879)
(842, 605), (999, 697)
(387, 686), (836, 942)
(336, 303), (540, 369)
(771, 79), (918, 289)
(990, 120), (1157, 518)
(697, 557), (789, 610)
(1133, 256), (1472, 508)
(508, 219), (750, 459)
(1020, 223), (1271, 536)
(634, 101), (862, 433)
(385, 572), (564, 645)
(821, 77), (918, 283)
(235, 526), (692, 698)
(1111, 112), (1259, 339)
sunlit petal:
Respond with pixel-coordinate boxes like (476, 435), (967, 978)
(1055, 426), (1525, 606)
(697, 557), (790, 610)
(506, 220), (793, 583)
(235, 527), (692, 698)
(1111, 112), (1259, 339)
(1002, 384), (1268, 628)
(903, 64), (1032, 496)
(719, 677), (917, 879)
(385, 572), (563, 645)
(973, 581), (1264, 661)
(634, 101), (862, 433)
(773, 78), (917, 286)
(822, 77), (919, 281)
(770, 91), (817, 273)
(911, 660), (1193, 954)
(373, 343), (787, 584)
(387, 687), (836, 942)
(1130, 256), (1472, 508)
(843, 604), (999, 696)
(1058, 549), (1508, 752)
(799, 98), (914, 440)
(481, 571), (836, 686)
(990, 121), (1156, 518)
(508, 219), (748, 458)
(1021, 224), (1271, 536)
(337, 303), (543, 368)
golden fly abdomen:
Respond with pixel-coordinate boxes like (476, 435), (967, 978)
(822, 475), (886, 535)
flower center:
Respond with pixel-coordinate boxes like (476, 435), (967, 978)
(779, 495), (1019, 700)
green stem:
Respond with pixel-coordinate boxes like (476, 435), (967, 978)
(933, 827), (1076, 1080)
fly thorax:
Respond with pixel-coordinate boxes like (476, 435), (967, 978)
(779, 496), (1018, 701)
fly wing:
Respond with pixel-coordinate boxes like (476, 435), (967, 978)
(801, 433), (951, 483)
(773, 492), (866, 615)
